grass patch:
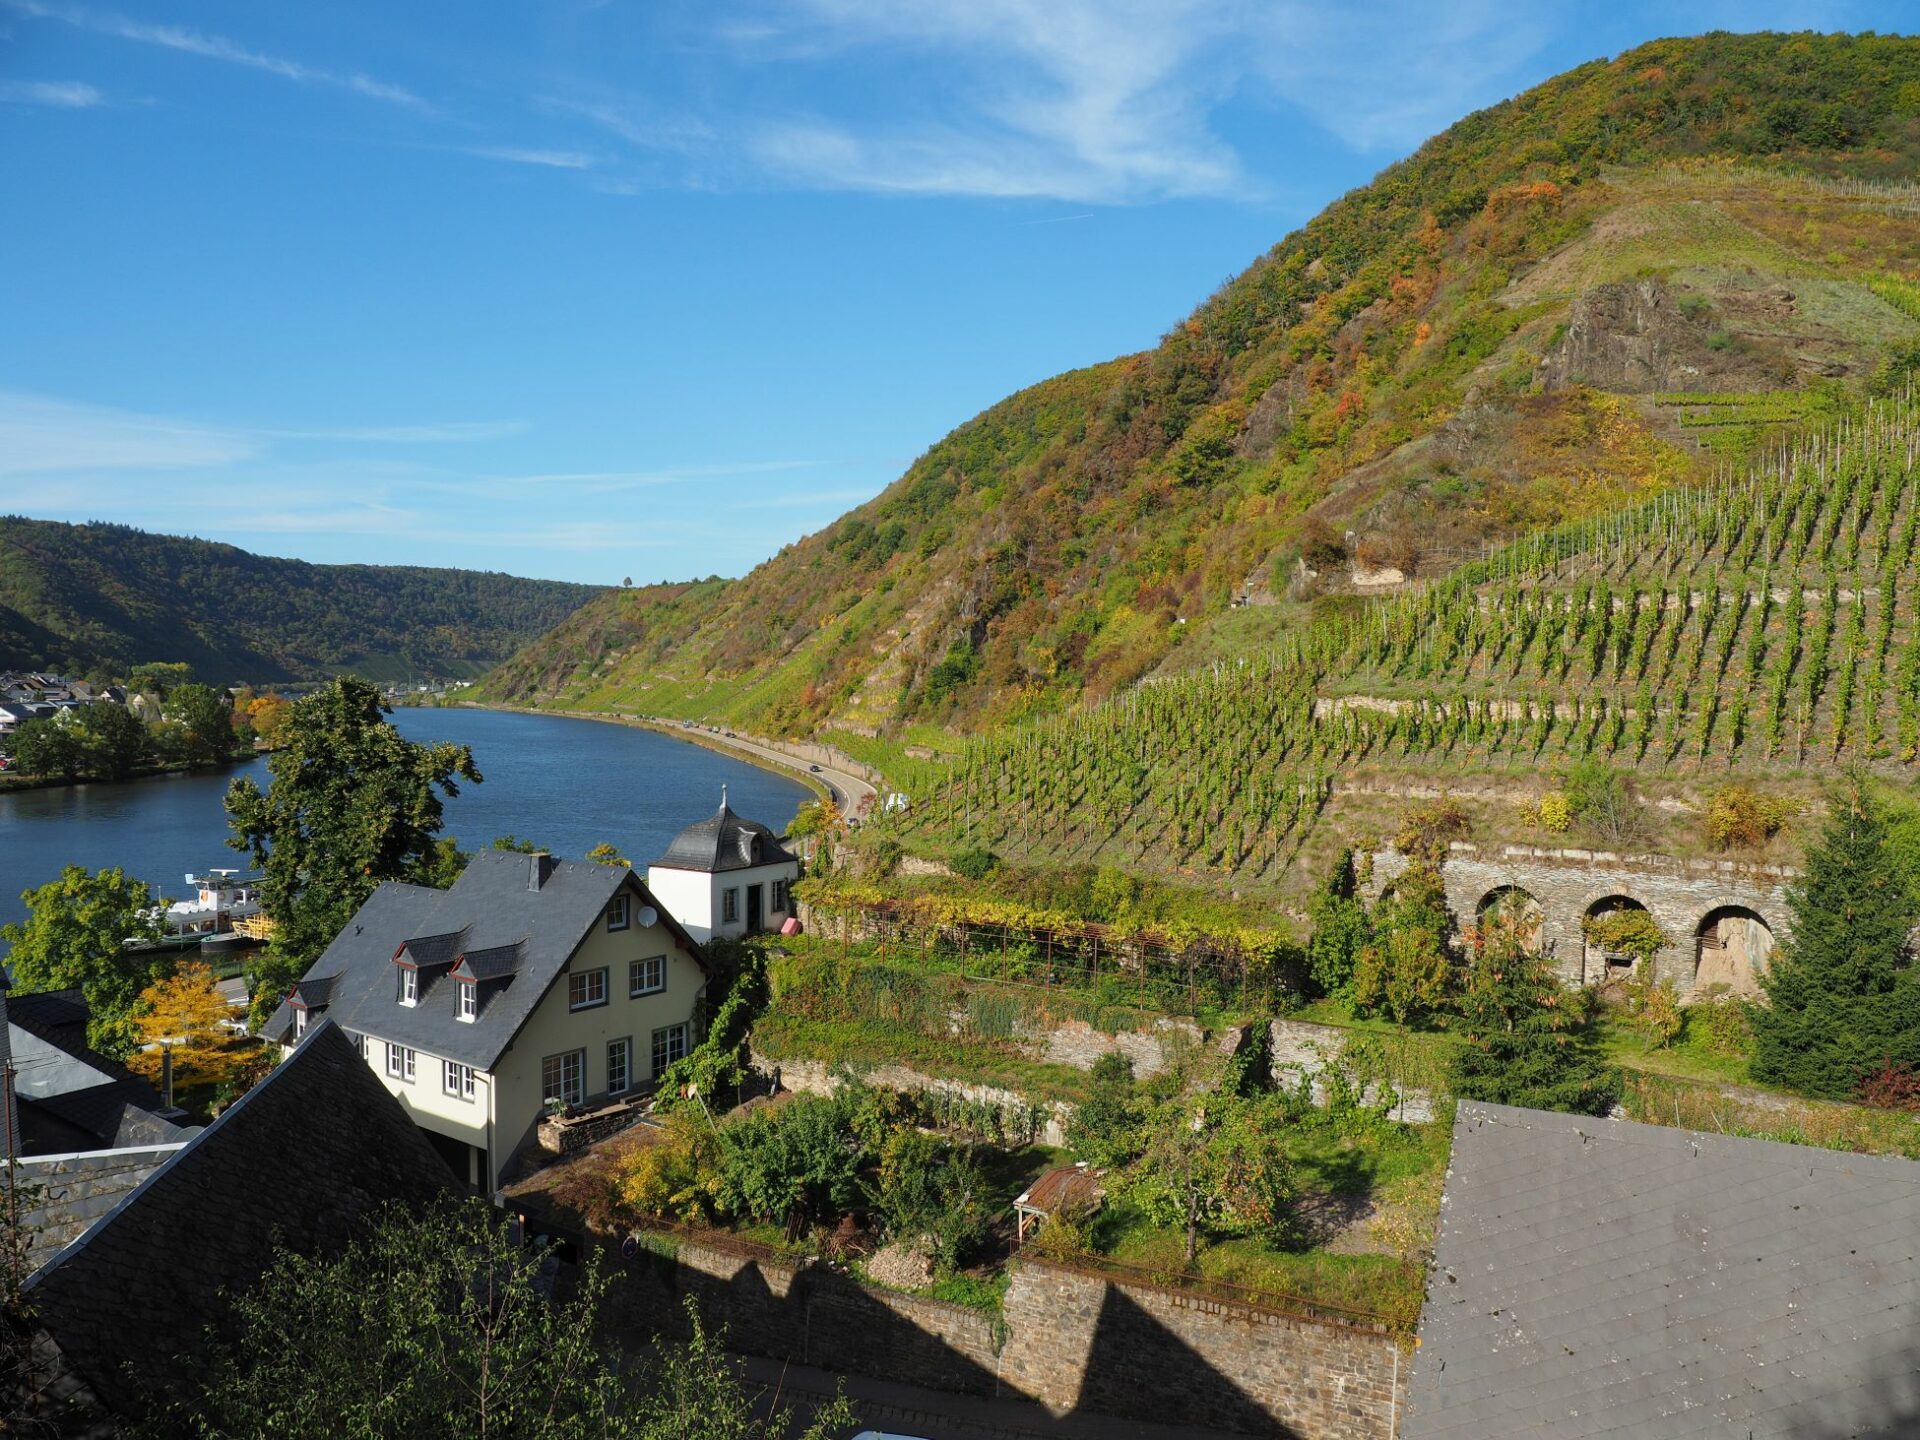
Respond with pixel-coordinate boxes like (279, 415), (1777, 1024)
(1618, 1070), (1920, 1159)
(1093, 1200), (1426, 1331)
(751, 1015), (1093, 1106)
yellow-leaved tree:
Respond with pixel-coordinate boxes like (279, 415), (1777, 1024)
(130, 961), (265, 1095)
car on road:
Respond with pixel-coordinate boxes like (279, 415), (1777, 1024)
(809, 763), (822, 772)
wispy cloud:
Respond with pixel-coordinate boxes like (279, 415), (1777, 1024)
(258, 420), (531, 444)
(704, 0), (1566, 202)
(456, 145), (597, 171)
(0, 78), (104, 107)
(6, 0), (430, 110)
(0, 392), (261, 476)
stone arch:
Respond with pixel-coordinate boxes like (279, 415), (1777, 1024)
(1693, 905), (1774, 997)
(1582, 894), (1657, 983)
(1476, 885), (1544, 953)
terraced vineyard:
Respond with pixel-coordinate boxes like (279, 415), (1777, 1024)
(894, 401), (1920, 881)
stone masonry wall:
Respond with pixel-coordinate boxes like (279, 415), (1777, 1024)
(1366, 843), (1792, 996)
(754, 1052), (1074, 1146)
(585, 1224), (1404, 1439)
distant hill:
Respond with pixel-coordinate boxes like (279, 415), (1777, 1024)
(0, 518), (602, 684)
(485, 32), (1920, 738)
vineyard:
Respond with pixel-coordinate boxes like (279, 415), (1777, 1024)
(891, 400), (1920, 883)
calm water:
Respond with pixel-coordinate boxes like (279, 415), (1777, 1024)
(0, 707), (809, 940)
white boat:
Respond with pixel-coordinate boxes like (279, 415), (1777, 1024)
(128, 870), (265, 951)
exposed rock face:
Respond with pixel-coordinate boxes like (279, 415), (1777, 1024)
(1535, 279), (1790, 393)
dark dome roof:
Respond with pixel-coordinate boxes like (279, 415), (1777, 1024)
(654, 790), (797, 874)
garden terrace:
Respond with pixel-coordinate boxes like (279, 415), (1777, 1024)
(796, 876), (1303, 1019)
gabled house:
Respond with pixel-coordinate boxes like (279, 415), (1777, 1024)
(646, 788), (800, 943)
(266, 849), (709, 1191)
(23, 1020), (453, 1425)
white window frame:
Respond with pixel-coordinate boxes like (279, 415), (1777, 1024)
(722, 887), (739, 924)
(386, 1042), (415, 1082)
(607, 893), (630, 931)
(542, 1049), (585, 1107)
(443, 1059), (476, 1101)
(457, 979), (477, 1022)
(294, 1007), (308, 1038)
(771, 878), (789, 912)
(650, 1022), (689, 1079)
(629, 955), (666, 997)
(607, 1037), (631, 1096)
(568, 968), (609, 1011)
(399, 967), (418, 1007)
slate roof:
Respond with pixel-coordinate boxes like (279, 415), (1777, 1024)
(1405, 1101), (1920, 1440)
(267, 849), (705, 1069)
(25, 1020), (455, 1419)
(8, 989), (196, 1152)
(654, 793), (798, 873)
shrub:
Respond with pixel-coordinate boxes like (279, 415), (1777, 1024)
(615, 1112), (723, 1225)
(1306, 850), (1370, 997)
(1703, 785), (1793, 850)
(1582, 909), (1669, 963)
(1393, 798), (1470, 866)
(1297, 514), (1347, 571)
(871, 1127), (992, 1269)
(950, 846), (1002, 881)
(1068, 1053), (1142, 1167)
(1352, 864), (1454, 1026)
(1563, 760), (1647, 846)
(1614, 974), (1684, 1051)
(1686, 987), (1754, 1059)
(1856, 1060), (1920, 1112)
(1536, 790), (1573, 832)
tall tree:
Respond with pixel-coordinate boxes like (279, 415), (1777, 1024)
(1750, 781), (1920, 1098)
(0, 866), (167, 1057)
(9, 718), (85, 783)
(166, 1201), (857, 1439)
(1124, 1093), (1297, 1264)
(1450, 920), (1619, 1116)
(77, 701), (150, 780)
(225, 677), (480, 1023)
(1305, 849), (1370, 999)
(164, 682), (234, 768)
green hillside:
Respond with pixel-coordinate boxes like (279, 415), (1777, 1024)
(0, 518), (601, 684)
(486, 32), (1920, 740)
(889, 400), (1920, 892)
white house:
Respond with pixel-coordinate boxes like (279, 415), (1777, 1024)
(265, 849), (709, 1191)
(646, 789), (800, 943)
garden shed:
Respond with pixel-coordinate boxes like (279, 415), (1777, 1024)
(1013, 1162), (1104, 1243)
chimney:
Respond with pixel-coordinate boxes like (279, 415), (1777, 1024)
(529, 852), (555, 891)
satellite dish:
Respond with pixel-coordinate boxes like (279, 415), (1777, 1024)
(636, 905), (658, 929)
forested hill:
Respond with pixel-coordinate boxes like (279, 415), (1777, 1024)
(0, 518), (601, 683)
(486, 31), (1920, 738)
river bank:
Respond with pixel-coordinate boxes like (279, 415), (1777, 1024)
(0, 748), (257, 795)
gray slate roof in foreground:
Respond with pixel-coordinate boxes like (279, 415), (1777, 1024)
(26, 1021), (453, 1419)
(269, 849), (703, 1070)
(1405, 1101), (1920, 1440)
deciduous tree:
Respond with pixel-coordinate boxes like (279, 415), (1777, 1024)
(128, 960), (259, 1092)
(225, 677), (480, 1024)
(0, 866), (167, 1057)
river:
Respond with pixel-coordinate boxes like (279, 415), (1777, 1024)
(0, 707), (810, 939)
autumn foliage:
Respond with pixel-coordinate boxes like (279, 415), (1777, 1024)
(130, 961), (266, 1094)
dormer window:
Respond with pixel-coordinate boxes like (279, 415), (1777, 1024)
(294, 1007), (308, 1038)
(607, 893), (630, 932)
(399, 967), (418, 1006)
(458, 979), (476, 1022)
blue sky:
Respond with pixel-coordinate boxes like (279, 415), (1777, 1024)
(0, 1), (1905, 585)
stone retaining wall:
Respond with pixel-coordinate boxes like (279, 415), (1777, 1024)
(589, 1226), (1403, 1439)
(755, 1052), (1074, 1146)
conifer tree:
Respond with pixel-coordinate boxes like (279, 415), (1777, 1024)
(1450, 922), (1618, 1116)
(1305, 849), (1370, 998)
(1750, 782), (1920, 1098)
